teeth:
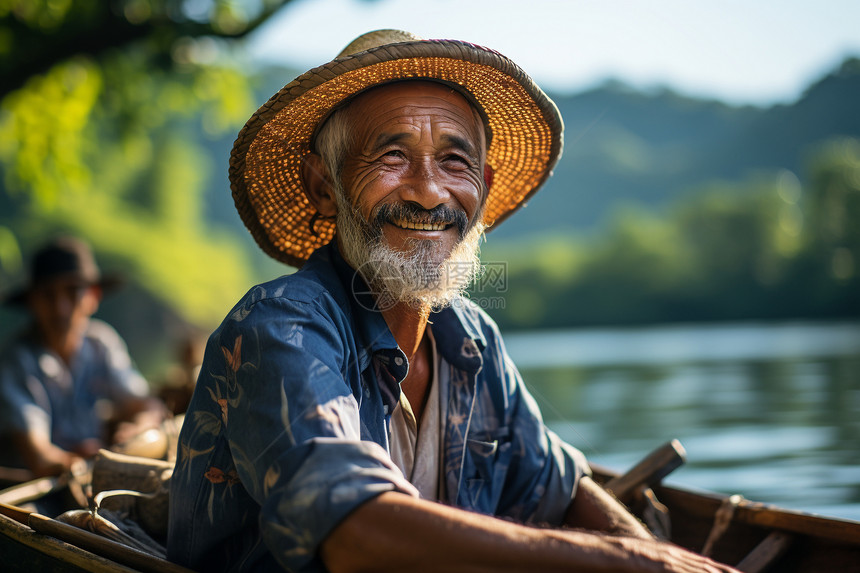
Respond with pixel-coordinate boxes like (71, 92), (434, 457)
(392, 219), (447, 231)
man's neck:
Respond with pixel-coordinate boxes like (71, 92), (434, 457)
(334, 241), (431, 358)
(42, 332), (80, 365)
(380, 301), (430, 360)
(381, 301), (435, 422)
(35, 323), (85, 366)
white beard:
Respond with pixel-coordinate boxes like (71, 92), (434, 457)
(333, 182), (485, 312)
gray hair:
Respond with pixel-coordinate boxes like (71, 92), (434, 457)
(313, 106), (353, 190)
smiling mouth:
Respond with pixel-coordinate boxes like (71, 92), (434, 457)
(375, 204), (467, 238)
(390, 218), (450, 232)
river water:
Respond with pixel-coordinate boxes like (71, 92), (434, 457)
(503, 321), (860, 521)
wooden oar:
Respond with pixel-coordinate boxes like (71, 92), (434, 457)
(0, 500), (195, 573)
(0, 474), (64, 506)
(604, 439), (687, 504)
(0, 465), (34, 485)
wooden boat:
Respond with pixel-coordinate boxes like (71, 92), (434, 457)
(0, 441), (858, 572)
(0, 453), (190, 573)
(592, 440), (860, 573)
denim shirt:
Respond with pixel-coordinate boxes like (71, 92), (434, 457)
(167, 243), (587, 572)
(0, 319), (150, 462)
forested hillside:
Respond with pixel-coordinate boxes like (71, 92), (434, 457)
(2, 42), (859, 371)
(495, 57), (860, 239)
(201, 57), (860, 243)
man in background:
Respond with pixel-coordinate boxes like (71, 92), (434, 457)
(0, 236), (165, 478)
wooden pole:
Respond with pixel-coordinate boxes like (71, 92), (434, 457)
(0, 501), (195, 573)
(604, 439), (687, 503)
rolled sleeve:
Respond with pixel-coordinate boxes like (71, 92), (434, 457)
(527, 429), (590, 525)
(170, 292), (416, 572)
(262, 439), (418, 572)
(224, 302), (418, 570)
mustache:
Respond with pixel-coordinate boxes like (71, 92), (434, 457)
(372, 204), (470, 239)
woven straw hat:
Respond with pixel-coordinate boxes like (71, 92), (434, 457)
(230, 29), (564, 267)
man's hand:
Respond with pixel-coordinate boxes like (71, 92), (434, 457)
(110, 397), (167, 446)
(12, 430), (81, 477)
(73, 437), (104, 459)
(616, 535), (742, 572)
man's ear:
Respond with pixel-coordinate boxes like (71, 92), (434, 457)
(83, 285), (102, 315)
(301, 153), (338, 217)
(483, 164), (494, 195)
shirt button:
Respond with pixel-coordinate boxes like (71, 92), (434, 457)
(394, 356), (404, 366)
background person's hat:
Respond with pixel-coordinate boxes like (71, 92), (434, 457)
(230, 29), (564, 267)
(3, 236), (122, 306)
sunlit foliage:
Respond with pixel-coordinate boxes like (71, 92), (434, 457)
(0, 1), (292, 329)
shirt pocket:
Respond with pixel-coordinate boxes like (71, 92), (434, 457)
(464, 426), (512, 511)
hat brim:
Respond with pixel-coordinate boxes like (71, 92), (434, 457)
(2, 274), (124, 307)
(230, 38), (564, 268)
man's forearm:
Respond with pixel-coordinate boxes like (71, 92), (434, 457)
(321, 491), (739, 573)
(12, 431), (78, 477)
(564, 475), (654, 539)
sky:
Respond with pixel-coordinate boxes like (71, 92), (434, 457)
(247, 0), (860, 106)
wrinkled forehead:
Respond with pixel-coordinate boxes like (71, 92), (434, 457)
(315, 79), (492, 150)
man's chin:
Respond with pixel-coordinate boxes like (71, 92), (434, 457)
(338, 204), (485, 313)
(382, 233), (455, 262)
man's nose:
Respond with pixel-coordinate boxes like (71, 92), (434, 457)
(400, 158), (447, 210)
(52, 294), (74, 317)
(49, 288), (77, 318)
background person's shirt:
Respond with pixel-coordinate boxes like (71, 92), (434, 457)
(0, 319), (150, 464)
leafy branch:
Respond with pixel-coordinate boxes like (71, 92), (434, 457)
(0, 0), (292, 97)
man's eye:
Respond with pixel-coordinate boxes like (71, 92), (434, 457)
(444, 154), (471, 167)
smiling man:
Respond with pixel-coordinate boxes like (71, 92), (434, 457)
(168, 30), (739, 573)
(309, 81), (489, 318)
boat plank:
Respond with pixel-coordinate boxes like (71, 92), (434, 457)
(0, 512), (137, 573)
(654, 486), (860, 545)
(592, 460), (860, 573)
(735, 531), (793, 573)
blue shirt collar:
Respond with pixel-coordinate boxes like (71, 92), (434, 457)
(430, 302), (486, 373)
(308, 241), (486, 373)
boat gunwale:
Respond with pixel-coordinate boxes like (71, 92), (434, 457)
(590, 462), (860, 546)
(0, 510), (139, 573)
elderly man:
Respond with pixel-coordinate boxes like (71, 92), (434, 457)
(168, 30), (738, 573)
(0, 236), (165, 477)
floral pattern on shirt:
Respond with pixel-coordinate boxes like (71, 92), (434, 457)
(168, 243), (587, 573)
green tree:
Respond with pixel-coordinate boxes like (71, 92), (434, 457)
(0, 1), (295, 332)
(792, 138), (860, 315)
(488, 141), (860, 330)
